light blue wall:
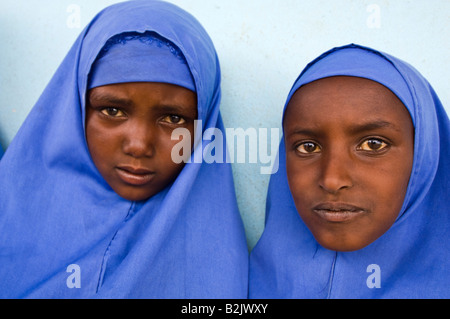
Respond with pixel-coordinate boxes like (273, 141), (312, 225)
(1, 0), (449, 249)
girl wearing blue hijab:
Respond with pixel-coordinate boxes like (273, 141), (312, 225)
(249, 44), (450, 298)
(0, 0), (248, 298)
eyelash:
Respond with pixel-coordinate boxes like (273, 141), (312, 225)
(295, 141), (321, 154)
(100, 107), (125, 118)
(357, 138), (390, 152)
(294, 138), (390, 155)
(160, 115), (186, 125)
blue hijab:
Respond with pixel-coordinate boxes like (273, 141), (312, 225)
(0, 0), (248, 298)
(249, 44), (450, 298)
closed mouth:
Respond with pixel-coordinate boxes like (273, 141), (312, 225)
(115, 165), (155, 186)
(312, 202), (367, 223)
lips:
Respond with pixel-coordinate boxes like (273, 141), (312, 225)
(115, 165), (155, 186)
(312, 202), (367, 222)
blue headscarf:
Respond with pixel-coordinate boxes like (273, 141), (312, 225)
(249, 44), (450, 298)
(88, 31), (196, 91)
(0, 0), (248, 298)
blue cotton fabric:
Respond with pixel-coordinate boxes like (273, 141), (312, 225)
(0, 0), (248, 298)
(249, 44), (450, 298)
(88, 31), (196, 92)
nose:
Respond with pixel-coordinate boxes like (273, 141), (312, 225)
(319, 150), (353, 194)
(122, 120), (155, 158)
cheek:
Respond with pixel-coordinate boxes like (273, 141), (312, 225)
(153, 128), (192, 176)
(150, 125), (195, 188)
(156, 128), (187, 161)
(286, 155), (316, 209)
(85, 121), (120, 167)
(366, 160), (412, 222)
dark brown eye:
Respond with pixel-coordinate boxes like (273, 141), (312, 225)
(101, 107), (124, 117)
(162, 115), (186, 124)
(359, 138), (388, 151)
(296, 142), (321, 154)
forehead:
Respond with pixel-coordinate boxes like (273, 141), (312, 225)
(284, 76), (412, 131)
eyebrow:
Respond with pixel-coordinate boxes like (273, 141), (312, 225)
(88, 91), (133, 107)
(287, 120), (400, 138)
(88, 90), (197, 116)
(348, 120), (400, 134)
(151, 104), (193, 115)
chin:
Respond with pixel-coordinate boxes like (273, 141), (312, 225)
(320, 242), (365, 252)
(115, 188), (156, 202)
(313, 232), (374, 252)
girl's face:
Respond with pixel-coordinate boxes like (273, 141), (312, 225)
(86, 82), (197, 201)
(284, 76), (414, 251)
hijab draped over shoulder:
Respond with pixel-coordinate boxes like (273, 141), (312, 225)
(249, 44), (450, 298)
(0, 0), (248, 298)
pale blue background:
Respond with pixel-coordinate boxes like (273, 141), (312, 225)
(0, 0), (449, 249)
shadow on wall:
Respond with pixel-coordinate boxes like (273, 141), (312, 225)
(0, 127), (6, 157)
